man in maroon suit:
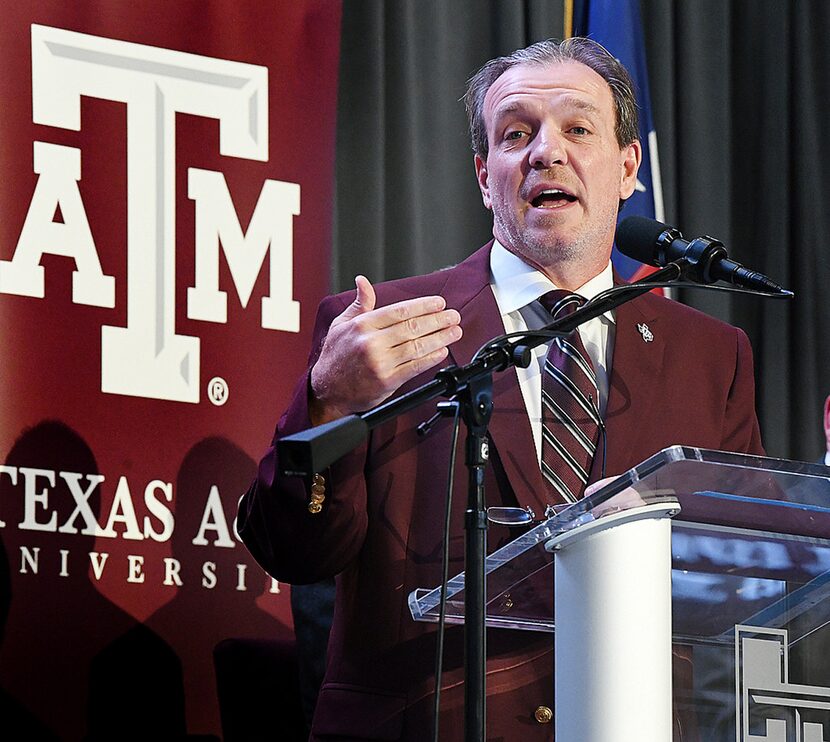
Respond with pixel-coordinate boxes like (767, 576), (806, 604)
(239, 37), (763, 740)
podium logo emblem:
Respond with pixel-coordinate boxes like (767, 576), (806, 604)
(736, 625), (830, 741)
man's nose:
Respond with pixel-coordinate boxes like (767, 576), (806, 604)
(529, 130), (567, 169)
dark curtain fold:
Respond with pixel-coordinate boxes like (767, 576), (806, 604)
(334, 0), (830, 461)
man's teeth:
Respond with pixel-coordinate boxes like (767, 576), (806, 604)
(532, 189), (574, 207)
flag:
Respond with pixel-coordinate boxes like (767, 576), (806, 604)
(575, 0), (665, 283)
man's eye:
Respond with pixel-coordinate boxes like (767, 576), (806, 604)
(569, 126), (590, 136)
(505, 130), (527, 141)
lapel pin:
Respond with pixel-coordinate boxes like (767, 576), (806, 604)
(637, 323), (654, 343)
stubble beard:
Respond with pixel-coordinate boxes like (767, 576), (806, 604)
(493, 202), (617, 278)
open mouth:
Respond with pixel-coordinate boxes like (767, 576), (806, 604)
(530, 189), (578, 208)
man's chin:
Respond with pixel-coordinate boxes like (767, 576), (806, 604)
(503, 235), (583, 268)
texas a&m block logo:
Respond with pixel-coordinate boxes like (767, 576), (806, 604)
(0, 25), (300, 403)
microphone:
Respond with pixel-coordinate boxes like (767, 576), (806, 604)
(615, 216), (790, 295)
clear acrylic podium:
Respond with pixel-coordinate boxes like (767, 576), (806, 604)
(409, 446), (830, 742)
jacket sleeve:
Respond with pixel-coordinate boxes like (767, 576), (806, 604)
(237, 292), (371, 584)
(721, 326), (765, 456)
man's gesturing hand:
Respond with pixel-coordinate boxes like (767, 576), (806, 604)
(309, 275), (463, 425)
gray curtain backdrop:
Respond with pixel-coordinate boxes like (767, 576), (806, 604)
(332, 0), (830, 461)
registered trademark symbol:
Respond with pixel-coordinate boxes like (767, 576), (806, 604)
(207, 376), (229, 406)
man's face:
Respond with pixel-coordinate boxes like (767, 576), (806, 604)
(475, 61), (641, 283)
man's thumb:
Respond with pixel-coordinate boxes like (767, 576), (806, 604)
(343, 274), (376, 317)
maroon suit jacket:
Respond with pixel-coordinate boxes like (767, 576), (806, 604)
(238, 244), (763, 741)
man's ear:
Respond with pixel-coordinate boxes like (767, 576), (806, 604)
(619, 140), (643, 201)
(474, 153), (492, 210)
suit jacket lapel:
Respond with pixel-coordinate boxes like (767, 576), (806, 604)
(597, 293), (666, 480)
(442, 245), (549, 515)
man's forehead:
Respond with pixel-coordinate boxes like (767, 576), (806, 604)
(484, 60), (613, 116)
(494, 94), (602, 119)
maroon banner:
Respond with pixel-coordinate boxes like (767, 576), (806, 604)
(0, 1), (340, 738)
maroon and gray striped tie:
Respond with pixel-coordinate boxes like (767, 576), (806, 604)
(538, 290), (600, 503)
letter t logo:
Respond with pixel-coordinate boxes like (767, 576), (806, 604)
(27, 25), (269, 402)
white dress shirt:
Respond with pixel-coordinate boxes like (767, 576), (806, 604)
(489, 241), (616, 463)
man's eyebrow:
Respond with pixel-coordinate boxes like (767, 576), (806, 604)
(557, 95), (601, 115)
(492, 101), (528, 120)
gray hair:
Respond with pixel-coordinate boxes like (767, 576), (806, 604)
(464, 37), (639, 159)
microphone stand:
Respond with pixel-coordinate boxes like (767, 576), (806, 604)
(278, 263), (682, 742)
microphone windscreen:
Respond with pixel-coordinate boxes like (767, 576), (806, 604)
(615, 216), (670, 265)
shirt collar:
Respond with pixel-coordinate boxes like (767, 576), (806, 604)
(490, 240), (616, 321)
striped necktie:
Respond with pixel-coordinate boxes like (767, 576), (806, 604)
(538, 290), (600, 503)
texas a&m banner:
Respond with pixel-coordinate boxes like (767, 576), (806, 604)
(0, 2), (341, 738)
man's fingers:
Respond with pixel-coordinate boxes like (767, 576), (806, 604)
(366, 308), (461, 358)
(389, 345), (453, 385)
(336, 278), (450, 334)
(583, 476), (616, 498)
(386, 322), (463, 366)
(383, 307), (461, 344)
(361, 295), (449, 331)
